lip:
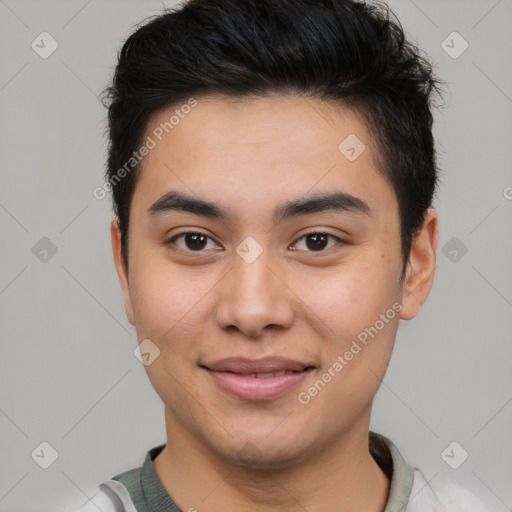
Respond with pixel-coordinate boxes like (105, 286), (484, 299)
(201, 357), (316, 401)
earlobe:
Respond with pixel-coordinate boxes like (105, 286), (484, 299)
(110, 219), (135, 325)
(399, 208), (439, 321)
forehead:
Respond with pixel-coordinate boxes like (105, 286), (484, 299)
(133, 94), (397, 224)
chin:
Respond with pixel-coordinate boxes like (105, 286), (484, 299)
(217, 432), (314, 470)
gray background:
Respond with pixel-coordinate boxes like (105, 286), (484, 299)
(1, 0), (511, 510)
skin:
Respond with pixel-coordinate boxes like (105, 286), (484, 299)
(111, 93), (438, 512)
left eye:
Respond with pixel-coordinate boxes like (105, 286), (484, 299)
(292, 233), (344, 252)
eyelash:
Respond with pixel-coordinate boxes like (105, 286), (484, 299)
(166, 231), (346, 255)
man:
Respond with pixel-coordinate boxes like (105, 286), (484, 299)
(80, 0), (488, 510)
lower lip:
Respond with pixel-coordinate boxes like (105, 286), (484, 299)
(205, 368), (313, 400)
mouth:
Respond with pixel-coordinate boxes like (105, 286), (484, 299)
(200, 357), (316, 401)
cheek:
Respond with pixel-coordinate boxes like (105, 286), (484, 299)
(297, 269), (400, 421)
(294, 259), (399, 337)
(128, 260), (214, 355)
(128, 264), (211, 410)
(291, 254), (401, 396)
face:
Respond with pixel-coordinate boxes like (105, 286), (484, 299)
(111, 94), (437, 468)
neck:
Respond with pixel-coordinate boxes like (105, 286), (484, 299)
(153, 410), (390, 512)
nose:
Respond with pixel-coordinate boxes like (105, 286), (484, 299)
(214, 247), (295, 339)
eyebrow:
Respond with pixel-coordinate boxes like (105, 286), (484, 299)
(147, 190), (371, 222)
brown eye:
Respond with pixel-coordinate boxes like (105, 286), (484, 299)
(306, 233), (328, 250)
(183, 233), (208, 250)
(168, 232), (216, 252)
(293, 233), (343, 252)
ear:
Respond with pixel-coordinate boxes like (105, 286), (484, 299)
(399, 208), (439, 321)
(110, 219), (135, 325)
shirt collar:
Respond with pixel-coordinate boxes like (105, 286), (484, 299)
(140, 431), (414, 511)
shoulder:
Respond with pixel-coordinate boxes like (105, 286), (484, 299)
(72, 480), (136, 512)
(372, 432), (489, 512)
(72, 444), (165, 512)
(408, 469), (489, 512)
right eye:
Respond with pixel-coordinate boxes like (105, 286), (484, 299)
(166, 232), (221, 253)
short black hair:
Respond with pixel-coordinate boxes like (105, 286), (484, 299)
(101, 0), (445, 284)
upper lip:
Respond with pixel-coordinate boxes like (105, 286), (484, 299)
(202, 357), (315, 374)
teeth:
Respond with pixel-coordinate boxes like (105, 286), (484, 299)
(259, 371), (284, 378)
(244, 370), (298, 379)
